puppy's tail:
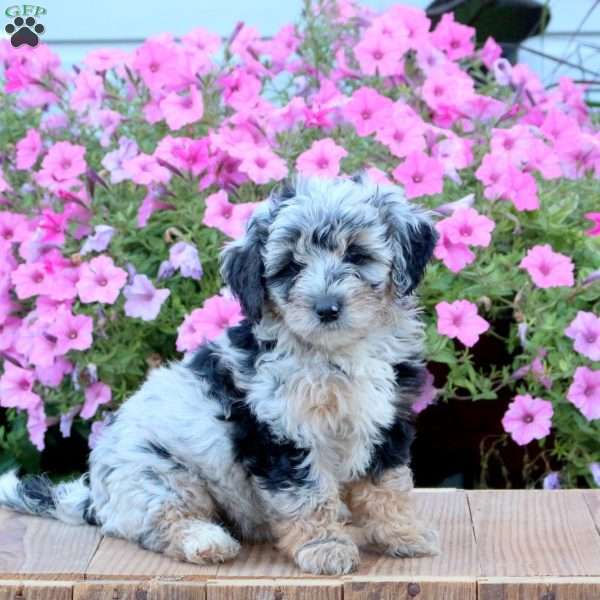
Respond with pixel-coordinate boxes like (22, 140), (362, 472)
(0, 469), (96, 525)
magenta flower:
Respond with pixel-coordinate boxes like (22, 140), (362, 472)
(176, 294), (243, 352)
(133, 39), (179, 91)
(81, 381), (112, 420)
(80, 225), (115, 255)
(412, 370), (439, 414)
(342, 86), (392, 137)
(0, 211), (29, 244)
(376, 109), (425, 158)
(433, 232), (475, 273)
(123, 274), (170, 321)
(393, 152), (444, 199)
(50, 309), (93, 354)
(439, 207), (495, 248)
(502, 394), (553, 446)
(202, 191), (258, 239)
(27, 402), (47, 451)
(137, 190), (175, 228)
(431, 13), (475, 61)
(0, 363), (41, 411)
(89, 414), (112, 449)
(565, 311), (600, 361)
(77, 255), (128, 304)
(12, 262), (52, 299)
(567, 367), (600, 421)
(123, 153), (171, 186)
(480, 37), (502, 69)
(519, 244), (574, 289)
(296, 138), (347, 178)
(36, 356), (73, 388)
(169, 241), (203, 280)
(436, 300), (489, 347)
(16, 128), (42, 170)
(354, 33), (405, 77)
(41, 141), (87, 180)
(160, 86), (204, 131)
(584, 212), (600, 237)
(239, 146), (288, 184)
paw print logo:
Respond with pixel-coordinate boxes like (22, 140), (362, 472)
(5, 16), (45, 47)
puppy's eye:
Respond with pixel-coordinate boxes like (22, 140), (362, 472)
(272, 257), (303, 282)
(344, 245), (372, 266)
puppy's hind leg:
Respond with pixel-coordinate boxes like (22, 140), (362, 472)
(136, 479), (240, 565)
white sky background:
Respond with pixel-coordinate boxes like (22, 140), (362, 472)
(1, 1), (599, 88)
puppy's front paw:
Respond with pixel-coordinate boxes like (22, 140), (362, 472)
(386, 526), (440, 558)
(295, 537), (360, 575)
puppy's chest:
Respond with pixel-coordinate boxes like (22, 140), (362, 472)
(276, 356), (398, 479)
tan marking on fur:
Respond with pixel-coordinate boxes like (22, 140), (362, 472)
(347, 466), (440, 557)
(273, 499), (360, 575)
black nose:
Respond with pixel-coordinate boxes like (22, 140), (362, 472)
(315, 296), (342, 323)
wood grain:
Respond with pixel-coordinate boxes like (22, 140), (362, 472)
(356, 490), (478, 578)
(85, 536), (218, 580)
(74, 581), (206, 599)
(467, 491), (600, 577)
(582, 490), (600, 535)
(0, 581), (73, 600)
(208, 580), (341, 600)
(479, 578), (600, 600)
(0, 509), (101, 580)
(344, 579), (476, 600)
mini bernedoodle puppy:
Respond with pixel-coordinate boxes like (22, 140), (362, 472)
(0, 174), (440, 575)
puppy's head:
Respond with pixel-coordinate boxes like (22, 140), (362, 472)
(220, 175), (438, 348)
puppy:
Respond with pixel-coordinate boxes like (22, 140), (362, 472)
(0, 174), (440, 575)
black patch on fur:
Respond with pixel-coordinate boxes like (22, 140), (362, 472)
(403, 221), (438, 295)
(311, 223), (337, 251)
(344, 243), (373, 266)
(82, 496), (99, 526)
(221, 224), (267, 323)
(228, 400), (313, 492)
(266, 253), (303, 298)
(140, 441), (187, 471)
(366, 411), (415, 479)
(393, 361), (427, 392)
(18, 474), (55, 515)
(188, 336), (311, 492)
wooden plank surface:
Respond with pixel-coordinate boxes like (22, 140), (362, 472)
(467, 491), (600, 577)
(216, 490), (477, 579)
(0, 581), (73, 600)
(85, 535), (218, 580)
(479, 578), (600, 600)
(74, 581), (206, 600)
(356, 490), (478, 578)
(582, 490), (600, 535)
(344, 579), (476, 600)
(0, 509), (101, 580)
(208, 580), (341, 600)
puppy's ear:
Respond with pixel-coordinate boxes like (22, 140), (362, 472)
(220, 211), (268, 323)
(376, 191), (439, 296)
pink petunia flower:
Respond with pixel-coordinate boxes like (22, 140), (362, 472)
(565, 311), (600, 361)
(176, 294), (243, 352)
(101, 137), (139, 184)
(122, 153), (171, 186)
(480, 37), (502, 69)
(160, 86), (204, 131)
(202, 191), (258, 239)
(239, 146), (288, 184)
(412, 370), (439, 414)
(296, 138), (347, 178)
(133, 39), (179, 91)
(438, 207), (495, 248)
(89, 414), (113, 449)
(0, 211), (29, 243)
(49, 308), (94, 354)
(36, 356), (73, 388)
(585, 212), (600, 237)
(12, 262), (53, 299)
(354, 32), (405, 77)
(16, 128), (42, 170)
(342, 86), (392, 137)
(519, 244), (574, 289)
(433, 231), (475, 273)
(27, 402), (47, 451)
(431, 12), (475, 61)
(77, 255), (128, 304)
(502, 394), (553, 446)
(393, 152), (444, 199)
(567, 366), (600, 421)
(41, 141), (87, 181)
(81, 381), (112, 420)
(436, 300), (489, 347)
(0, 363), (40, 411)
(123, 274), (170, 321)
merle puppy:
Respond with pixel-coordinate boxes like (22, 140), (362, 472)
(0, 174), (440, 575)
